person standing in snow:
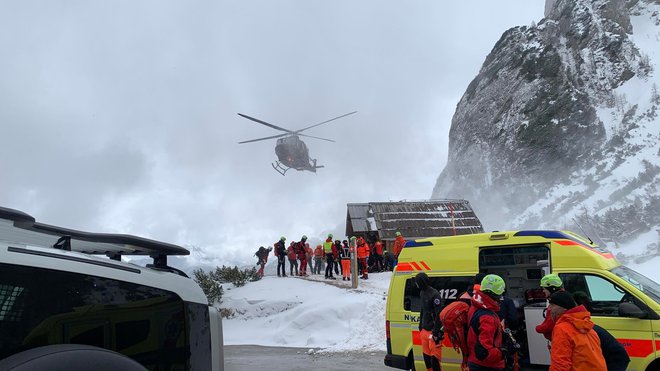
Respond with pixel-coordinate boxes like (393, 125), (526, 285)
(340, 240), (351, 281)
(255, 246), (271, 278)
(275, 237), (287, 277)
(416, 272), (444, 371)
(356, 236), (370, 279)
(287, 242), (298, 276)
(313, 244), (324, 275)
(334, 239), (343, 276)
(305, 242), (314, 275)
(392, 231), (406, 267)
(373, 239), (384, 272)
(295, 235), (309, 276)
(323, 233), (336, 279)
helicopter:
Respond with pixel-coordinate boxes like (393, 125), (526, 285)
(237, 111), (357, 175)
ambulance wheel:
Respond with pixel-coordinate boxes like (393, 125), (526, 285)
(646, 359), (660, 371)
(0, 344), (147, 371)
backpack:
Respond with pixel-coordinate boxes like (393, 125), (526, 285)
(439, 300), (470, 370)
(273, 242), (279, 256)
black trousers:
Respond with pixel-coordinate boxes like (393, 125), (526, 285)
(325, 255), (335, 277)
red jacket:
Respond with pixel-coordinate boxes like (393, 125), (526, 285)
(536, 306), (556, 340)
(550, 305), (607, 371)
(287, 245), (296, 260)
(314, 245), (323, 257)
(374, 241), (383, 255)
(467, 290), (504, 369)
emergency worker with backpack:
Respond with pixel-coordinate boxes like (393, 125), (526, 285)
(274, 237), (287, 277)
(467, 274), (506, 371)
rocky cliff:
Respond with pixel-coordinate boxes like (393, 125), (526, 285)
(432, 0), (659, 254)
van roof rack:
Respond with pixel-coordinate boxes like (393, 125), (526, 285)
(0, 206), (189, 269)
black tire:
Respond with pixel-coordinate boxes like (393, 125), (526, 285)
(0, 344), (147, 371)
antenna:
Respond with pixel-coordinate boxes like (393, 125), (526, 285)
(572, 217), (594, 245)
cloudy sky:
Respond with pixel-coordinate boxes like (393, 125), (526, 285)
(0, 1), (544, 269)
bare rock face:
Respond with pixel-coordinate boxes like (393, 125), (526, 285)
(432, 0), (659, 247)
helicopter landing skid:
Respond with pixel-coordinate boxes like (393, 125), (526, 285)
(272, 161), (289, 176)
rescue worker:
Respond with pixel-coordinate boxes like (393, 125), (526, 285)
(467, 274), (506, 371)
(547, 291), (607, 371)
(295, 235), (308, 276)
(572, 292), (630, 371)
(415, 272), (444, 371)
(313, 244), (324, 275)
(340, 240), (351, 281)
(323, 233), (336, 279)
(275, 237), (287, 277)
(373, 239), (383, 272)
(536, 274), (565, 341)
(305, 242), (314, 275)
(255, 246), (271, 278)
(392, 231), (405, 267)
(334, 239), (343, 275)
(356, 236), (370, 279)
(287, 242), (298, 276)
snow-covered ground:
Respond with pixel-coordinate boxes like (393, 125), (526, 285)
(222, 247), (660, 352)
(222, 271), (390, 352)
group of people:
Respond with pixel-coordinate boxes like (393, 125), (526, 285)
(254, 231), (408, 280)
(417, 272), (630, 371)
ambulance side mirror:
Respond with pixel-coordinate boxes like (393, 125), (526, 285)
(618, 302), (646, 319)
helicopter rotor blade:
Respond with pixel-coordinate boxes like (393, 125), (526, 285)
(294, 111), (357, 134)
(237, 113), (294, 133)
(238, 133), (289, 144)
(297, 133), (336, 143)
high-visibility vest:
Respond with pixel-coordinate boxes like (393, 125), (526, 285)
(323, 240), (333, 254)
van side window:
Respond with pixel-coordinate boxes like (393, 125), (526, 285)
(559, 273), (630, 317)
(0, 263), (187, 368)
(403, 276), (473, 312)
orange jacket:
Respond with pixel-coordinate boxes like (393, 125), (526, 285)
(314, 245), (324, 257)
(357, 237), (370, 259)
(393, 236), (406, 257)
(549, 305), (607, 371)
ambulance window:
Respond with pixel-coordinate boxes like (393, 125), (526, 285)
(560, 273), (629, 317)
(403, 276), (473, 312)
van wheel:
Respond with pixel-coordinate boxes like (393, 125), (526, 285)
(0, 344), (147, 371)
(646, 359), (660, 371)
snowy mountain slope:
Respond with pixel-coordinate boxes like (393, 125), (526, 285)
(432, 0), (659, 253)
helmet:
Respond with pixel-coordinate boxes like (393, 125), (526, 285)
(335, 240), (341, 244)
(301, 235), (307, 240)
(280, 236), (286, 241)
(328, 233), (333, 238)
(540, 274), (563, 288)
(395, 231), (401, 237)
(480, 274), (505, 295)
(350, 236), (357, 240)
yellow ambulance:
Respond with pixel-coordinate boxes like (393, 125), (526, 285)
(384, 230), (660, 371)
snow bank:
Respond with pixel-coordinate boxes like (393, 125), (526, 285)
(222, 272), (391, 352)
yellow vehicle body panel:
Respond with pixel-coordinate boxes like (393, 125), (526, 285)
(384, 230), (660, 371)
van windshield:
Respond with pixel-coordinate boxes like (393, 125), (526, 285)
(611, 266), (660, 305)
